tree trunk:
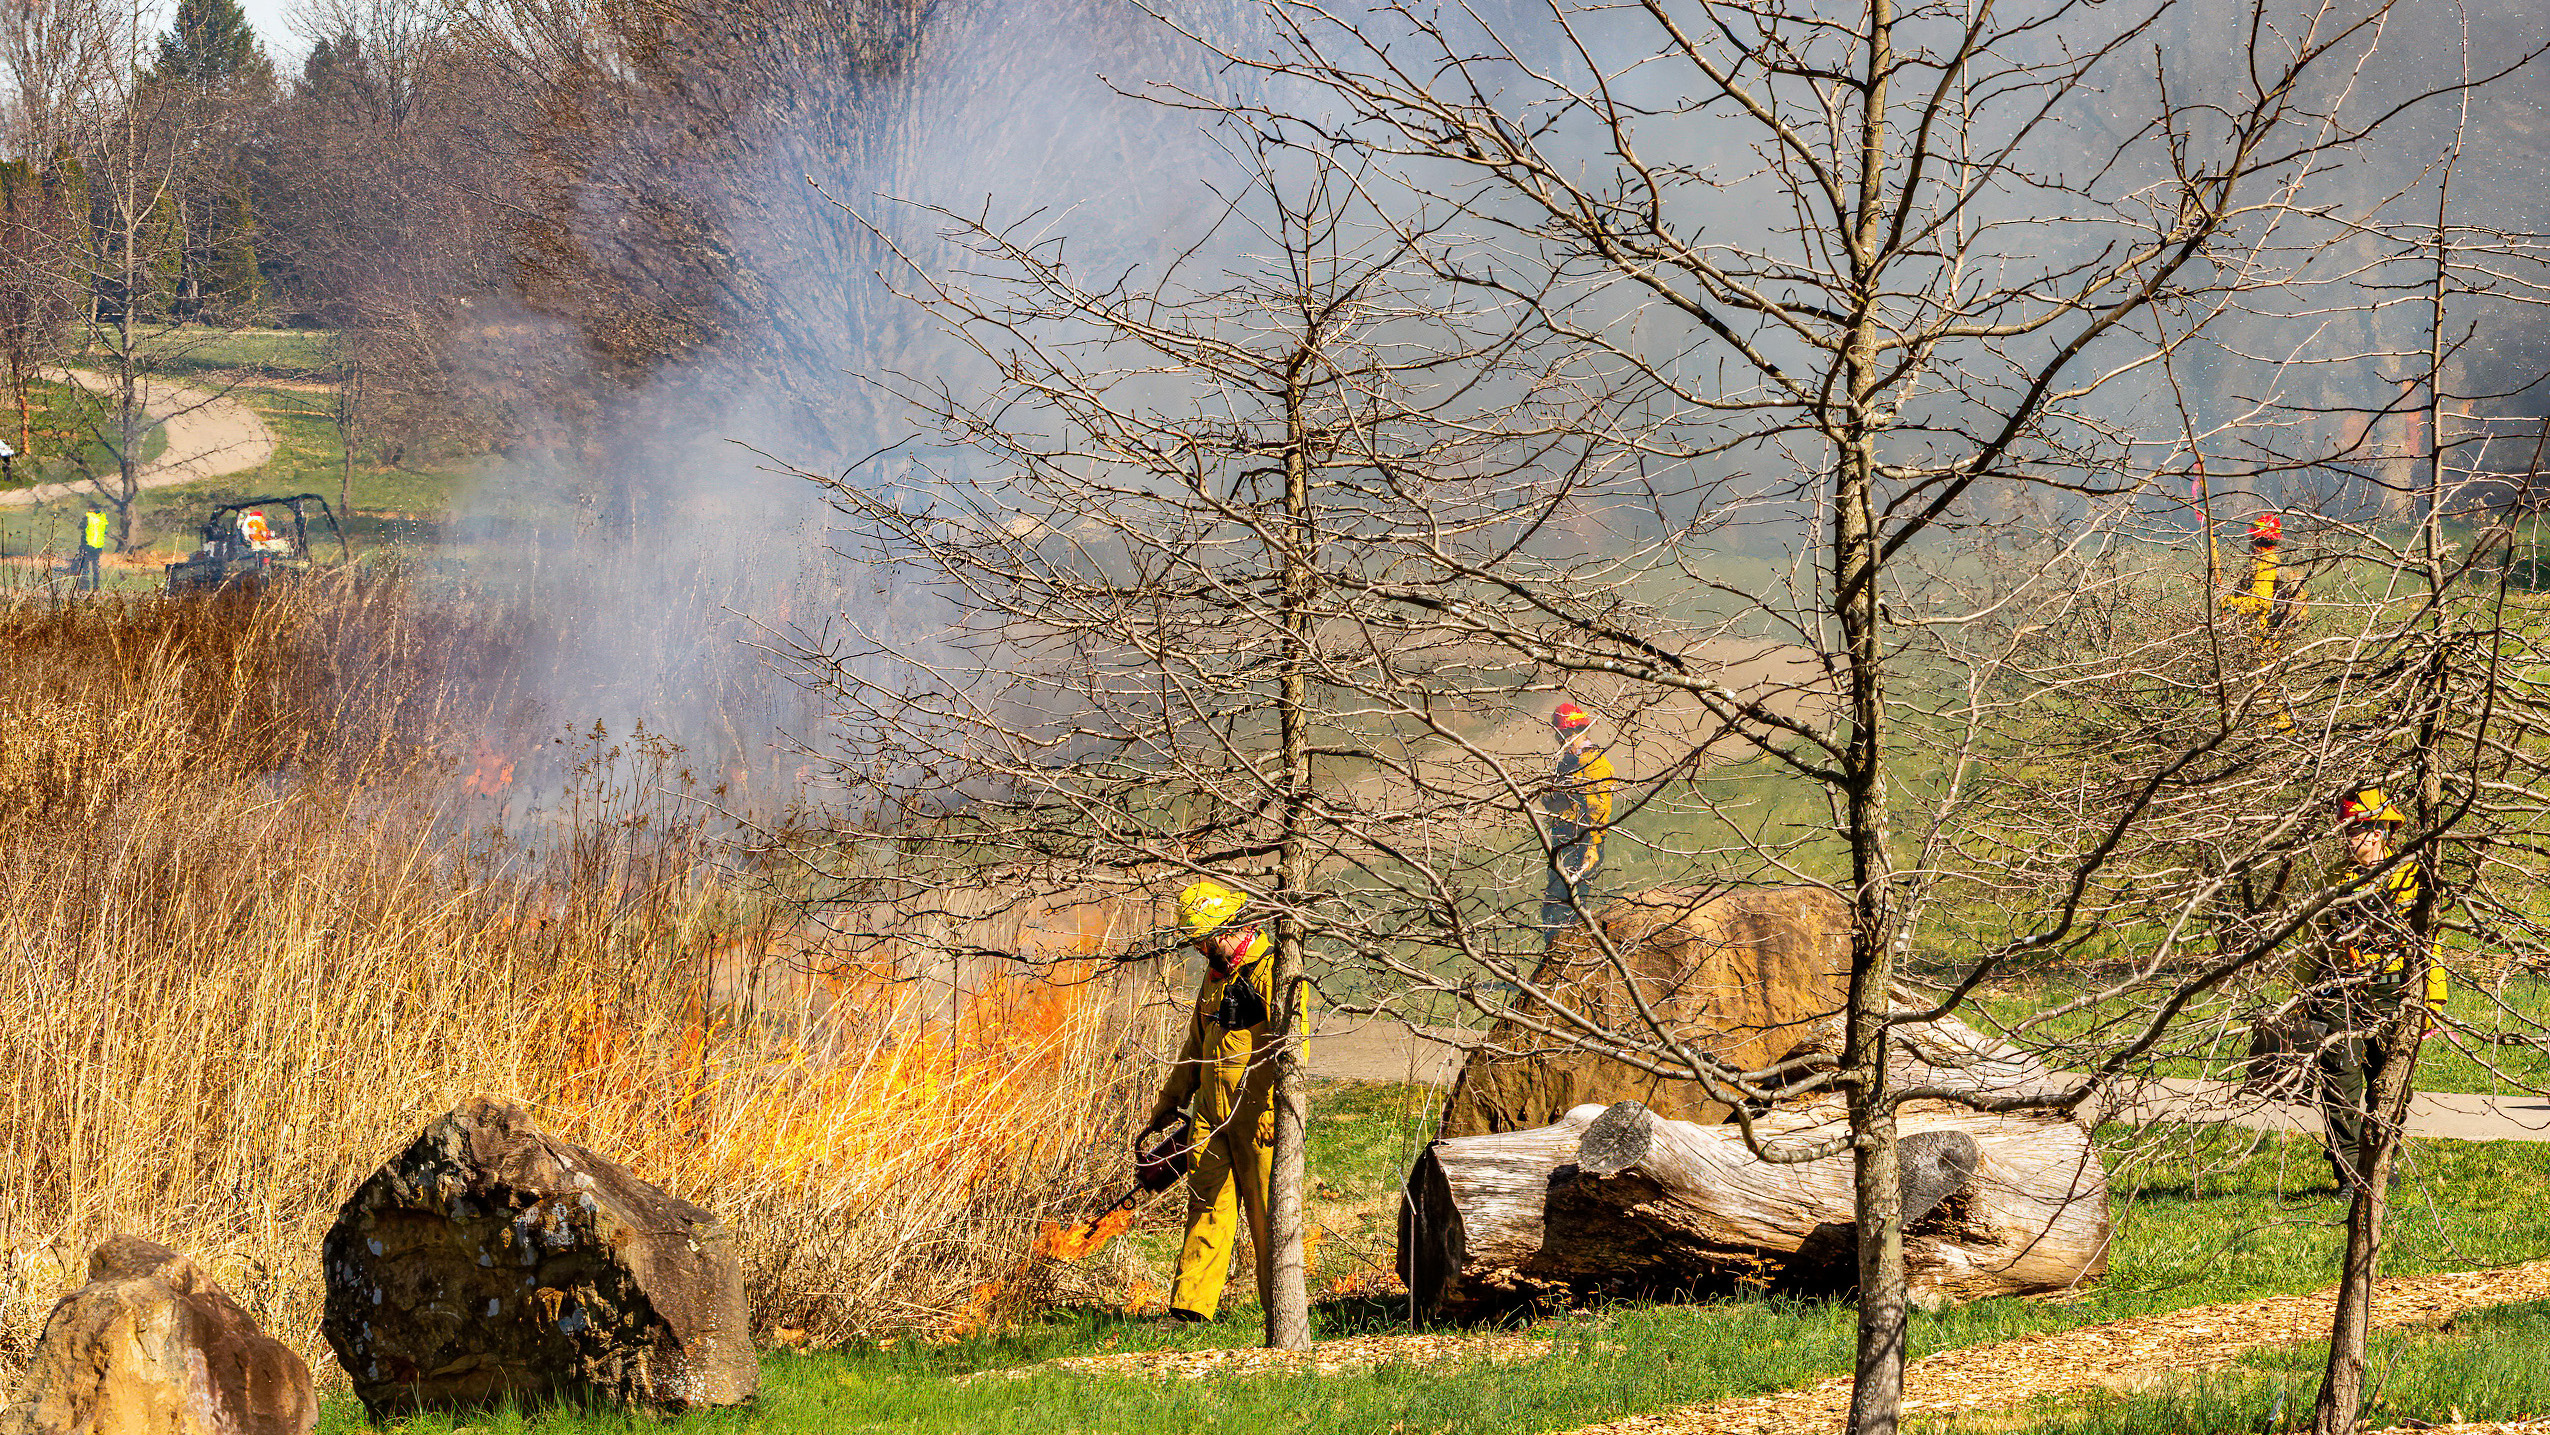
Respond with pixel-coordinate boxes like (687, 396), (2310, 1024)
(1261, 351), (1314, 1351)
(2317, 191), (2453, 1435)
(1839, 0), (1902, 1413)
(1400, 1101), (2109, 1320)
(338, 355), (358, 545)
(2312, 1007), (2425, 1435)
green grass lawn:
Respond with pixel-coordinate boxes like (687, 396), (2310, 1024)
(152, 326), (338, 380)
(308, 1082), (2550, 1435)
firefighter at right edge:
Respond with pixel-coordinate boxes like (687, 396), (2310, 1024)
(1135, 879), (1290, 1323)
(1540, 700), (1616, 945)
(2299, 787), (2447, 1191)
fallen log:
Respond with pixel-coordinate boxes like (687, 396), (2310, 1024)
(1399, 1101), (2108, 1319)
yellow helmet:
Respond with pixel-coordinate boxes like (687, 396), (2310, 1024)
(2340, 787), (2405, 826)
(1178, 878), (1249, 938)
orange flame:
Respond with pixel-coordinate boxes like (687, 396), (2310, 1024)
(462, 736), (515, 796)
(540, 963), (1114, 1339)
(944, 1279), (1009, 1339)
(1034, 1199), (1137, 1263)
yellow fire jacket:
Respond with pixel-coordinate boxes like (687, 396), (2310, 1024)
(1145, 932), (1297, 1145)
(2298, 859), (2449, 1007)
(2221, 546), (2305, 636)
(1542, 746), (1616, 863)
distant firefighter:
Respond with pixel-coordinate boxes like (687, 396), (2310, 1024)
(2222, 511), (2305, 638)
(73, 506), (107, 591)
(1539, 699), (1615, 945)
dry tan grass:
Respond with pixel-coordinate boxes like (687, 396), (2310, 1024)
(0, 576), (1146, 1384)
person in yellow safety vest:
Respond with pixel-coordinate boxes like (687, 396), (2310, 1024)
(1539, 699), (1616, 945)
(2297, 786), (2448, 1192)
(75, 507), (108, 591)
(1134, 878), (1291, 1323)
(2222, 512), (2305, 638)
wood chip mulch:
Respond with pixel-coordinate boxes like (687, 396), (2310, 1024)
(966, 1328), (1551, 1382)
(1566, 1260), (2550, 1435)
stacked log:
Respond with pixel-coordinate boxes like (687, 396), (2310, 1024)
(1400, 1102), (2109, 1319)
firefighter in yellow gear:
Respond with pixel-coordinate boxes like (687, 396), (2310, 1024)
(2222, 512), (2305, 638)
(2296, 786), (2447, 1190)
(1539, 699), (1616, 944)
(1135, 878), (1288, 1322)
(75, 507), (109, 591)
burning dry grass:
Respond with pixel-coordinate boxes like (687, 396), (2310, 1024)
(0, 577), (1146, 1385)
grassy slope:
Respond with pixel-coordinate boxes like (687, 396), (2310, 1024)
(322, 1082), (2550, 1435)
(0, 377), (173, 487)
(0, 328), (485, 574)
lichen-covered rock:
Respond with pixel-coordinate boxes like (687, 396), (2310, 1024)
(0, 1235), (316, 1435)
(320, 1098), (756, 1417)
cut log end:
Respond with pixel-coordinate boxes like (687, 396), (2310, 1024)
(1901, 1129), (1981, 1227)
(1575, 1101), (1655, 1179)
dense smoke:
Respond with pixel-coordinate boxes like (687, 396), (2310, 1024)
(441, 0), (1257, 815)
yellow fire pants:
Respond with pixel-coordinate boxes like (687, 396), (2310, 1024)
(1171, 1105), (1273, 1319)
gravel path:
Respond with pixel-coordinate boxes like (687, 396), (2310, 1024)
(1307, 1023), (2550, 1142)
(0, 368), (276, 508)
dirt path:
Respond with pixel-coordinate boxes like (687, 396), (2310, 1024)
(1565, 1260), (2550, 1435)
(0, 369), (276, 508)
(1336, 636), (1832, 852)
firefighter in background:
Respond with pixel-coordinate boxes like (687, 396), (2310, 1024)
(2222, 512), (2306, 638)
(1134, 878), (1287, 1322)
(2300, 787), (2447, 1190)
(240, 508), (288, 553)
(1539, 700), (1616, 944)
(73, 506), (108, 591)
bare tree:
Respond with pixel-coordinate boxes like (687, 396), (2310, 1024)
(0, 0), (115, 163)
(1088, 1), (2550, 1429)
(800, 128), (1618, 1348)
(35, 0), (266, 548)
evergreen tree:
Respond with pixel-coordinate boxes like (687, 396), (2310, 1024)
(152, 0), (274, 91)
(201, 179), (264, 317)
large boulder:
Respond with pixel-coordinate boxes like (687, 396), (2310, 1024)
(321, 1098), (757, 1417)
(0, 1235), (315, 1435)
(1770, 1004), (2085, 1122)
(1438, 885), (1851, 1136)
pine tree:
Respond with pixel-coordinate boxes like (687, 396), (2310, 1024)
(201, 179), (264, 317)
(151, 0), (274, 90)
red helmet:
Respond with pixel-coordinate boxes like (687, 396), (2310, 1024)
(2249, 513), (2282, 545)
(1551, 700), (1593, 731)
(2339, 787), (2404, 827)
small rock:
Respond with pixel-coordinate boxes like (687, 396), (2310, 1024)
(0, 1234), (316, 1435)
(320, 1097), (757, 1417)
